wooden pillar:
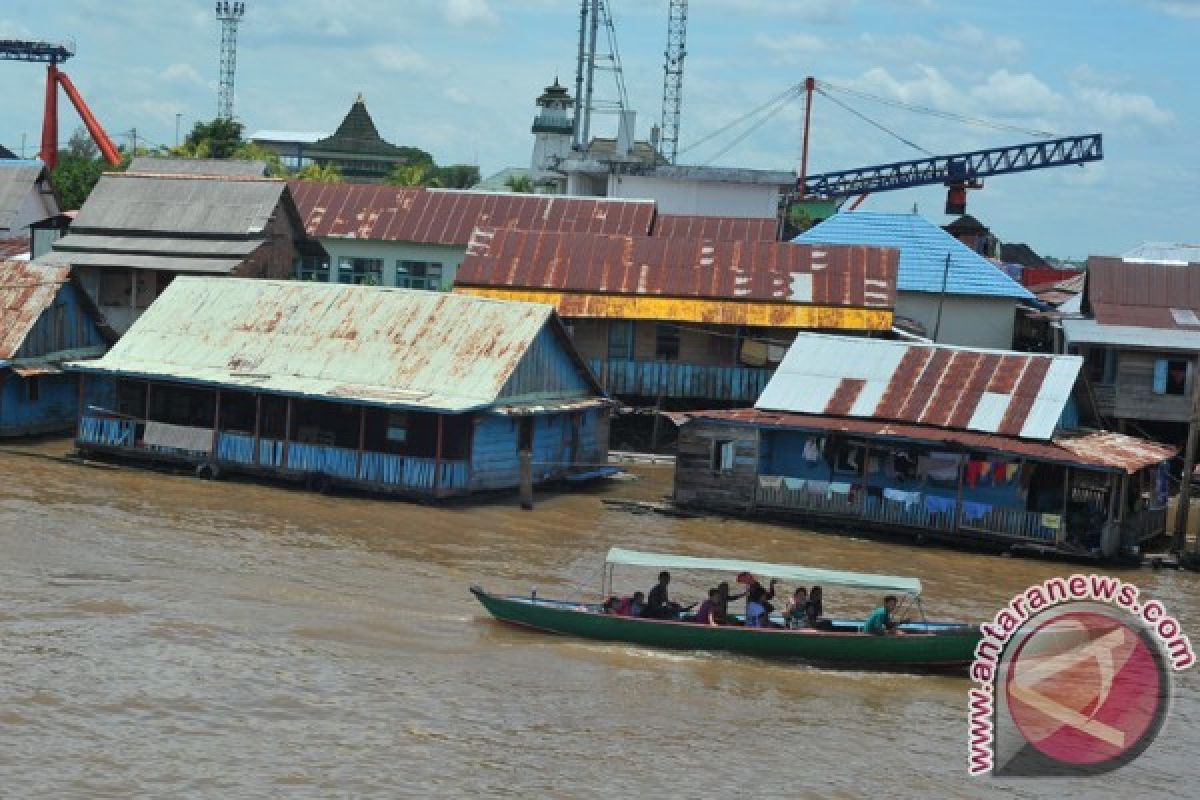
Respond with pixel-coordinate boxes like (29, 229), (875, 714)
(433, 414), (444, 496)
(859, 440), (872, 519)
(282, 396), (293, 470)
(952, 453), (967, 533)
(519, 449), (534, 510)
(145, 380), (152, 421)
(210, 389), (222, 461)
(74, 373), (84, 440)
(252, 394), (263, 465)
(1058, 466), (1071, 545)
(356, 406), (366, 480)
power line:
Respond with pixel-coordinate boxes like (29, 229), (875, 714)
(816, 87), (933, 157)
(678, 82), (803, 159)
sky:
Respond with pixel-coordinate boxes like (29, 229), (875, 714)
(1, 0), (1196, 258)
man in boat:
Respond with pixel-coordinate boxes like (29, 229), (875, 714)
(864, 595), (904, 635)
(643, 571), (685, 619)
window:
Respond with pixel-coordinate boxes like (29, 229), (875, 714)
(1085, 347), (1116, 385)
(386, 412), (408, 443)
(397, 260), (443, 290)
(711, 440), (735, 472)
(1154, 358), (1190, 396)
(26, 377), (39, 403)
(337, 257), (383, 286)
(296, 256), (330, 282)
(607, 320), (634, 361)
(655, 323), (680, 360)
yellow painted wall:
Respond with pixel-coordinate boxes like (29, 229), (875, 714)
(454, 288), (893, 331)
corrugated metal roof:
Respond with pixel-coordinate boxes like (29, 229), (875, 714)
(0, 236), (30, 259)
(795, 211), (1034, 300)
(289, 182), (656, 245)
(127, 157), (269, 177)
(1121, 242), (1200, 265)
(682, 409), (1174, 474)
(457, 229), (897, 308)
(755, 333), (1082, 441)
(1061, 317), (1200, 350)
(38, 250), (250, 274)
(652, 214), (779, 241)
(53, 234), (261, 258)
(71, 173), (288, 235)
(69, 277), (584, 413)
(249, 131), (330, 144)
(0, 258), (70, 358)
(1084, 256), (1200, 329)
(0, 162), (46, 233)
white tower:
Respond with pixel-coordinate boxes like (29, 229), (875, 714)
(531, 79), (575, 187)
(215, 1), (245, 119)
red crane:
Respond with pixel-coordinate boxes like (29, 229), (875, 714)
(0, 38), (121, 169)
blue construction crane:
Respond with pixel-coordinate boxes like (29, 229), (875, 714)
(799, 133), (1103, 214)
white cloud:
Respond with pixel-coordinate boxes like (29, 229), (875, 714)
(368, 45), (435, 74)
(1146, 0), (1200, 17)
(444, 0), (498, 27)
(941, 22), (1024, 61)
(707, 0), (850, 23)
(969, 70), (1062, 117)
(753, 33), (828, 64)
(444, 86), (471, 105)
(0, 18), (33, 38)
(160, 63), (207, 88)
(1077, 87), (1174, 127)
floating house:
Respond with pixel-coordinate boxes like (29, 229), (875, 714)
(69, 278), (609, 498)
(1063, 255), (1200, 430)
(454, 228), (898, 406)
(1, 259), (111, 436)
(795, 211), (1034, 349)
(288, 180), (655, 290)
(42, 169), (314, 334)
(673, 333), (1175, 558)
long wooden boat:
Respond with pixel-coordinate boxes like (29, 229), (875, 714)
(471, 548), (982, 669)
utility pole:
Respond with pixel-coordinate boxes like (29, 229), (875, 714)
(932, 252), (951, 342)
(175, 113), (182, 147)
(1173, 361), (1200, 553)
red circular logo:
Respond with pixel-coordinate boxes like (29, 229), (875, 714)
(1005, 610), (1167, 768)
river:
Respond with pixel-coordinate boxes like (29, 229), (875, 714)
(1, 439), (1196, 798)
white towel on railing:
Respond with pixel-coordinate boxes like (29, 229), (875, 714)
(805, 479), (829, 495)
(883, 488), (922, 508)
(828, 481), (853, 496)
(759, 475), (784, 489)
(783, 477), (807, 491)
(143, 421), (213, 453)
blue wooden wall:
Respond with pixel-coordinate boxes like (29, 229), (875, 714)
(14, 282), (107, 360)
(468, 407), (608, 491)
(500, 325), (595, 404)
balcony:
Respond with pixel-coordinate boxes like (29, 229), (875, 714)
(78, 415), (467, 492)
(588, 358), (775, 404)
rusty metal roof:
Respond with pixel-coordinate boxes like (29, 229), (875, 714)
(652, 214), (778, 241)
(289, 182), (656, 245)
(755, 333), (1082, 441)
(1084, 256), (1200, 329)
(456, 229), (897, 308)
(0, 258), (70, 359)
(68, 277), (593, 413)
(682, 409), (1174, 474)
(0, 236), (30, 259)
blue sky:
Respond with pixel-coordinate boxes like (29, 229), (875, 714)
(1, 0), (1196, 258)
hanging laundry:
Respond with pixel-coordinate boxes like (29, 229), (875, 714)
(782, 477), (806, 491)
(1040, 513), (1062, 531)
(758, 475), (784, 489)
(961, 501), (992, 522)
(802, 438), (822, 464)
(1006, 463), (1020, 483)
(884, 488), (922, 509)
(806, 480), (829, 496)
(828, 482), (853, 496)
(979, 462), (994, 485)
(966, 460), (984, 488)
(924, 495), (956, 515)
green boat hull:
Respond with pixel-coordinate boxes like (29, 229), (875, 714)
(471, 587), (981, 669)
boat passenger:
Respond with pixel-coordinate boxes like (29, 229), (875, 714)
(807, 586), (833, 630)
(864, 595), (904, 635)
(713, 581), (745, 625)
(602, 596), (619, 614)
(617, 591), (645, 617)
(692, 588), (720, 626)
(785, 587), (810, 629)
(644, 571), (683, 619)
(739, 573), (778, 628)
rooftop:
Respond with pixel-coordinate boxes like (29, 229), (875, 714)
(1083, 256), (1200, 329)
(795, 211), (1034, 300)
(754, 332), (1082, 441)
(0, 258), (71, 359)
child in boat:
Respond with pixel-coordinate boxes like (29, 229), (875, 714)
(713, 581), (744, 625)
(785, 587), (810, 628)
(692, 588), (720, 626)
(739, 572), (777, 628)
(616, 591), (646, 617)
(864, 595), (904, 635)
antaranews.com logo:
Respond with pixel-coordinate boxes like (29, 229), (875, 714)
(968, 574), (1195, 776)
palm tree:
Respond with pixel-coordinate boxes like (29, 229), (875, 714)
(295, 162), (344, 183)
(505, 173), (534, 193)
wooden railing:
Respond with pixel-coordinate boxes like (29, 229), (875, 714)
(1121, 507), (1168, 543)
(753, 476), (1058, 542)
(79, 415), (468, 491)
(588, 358), (774, 403)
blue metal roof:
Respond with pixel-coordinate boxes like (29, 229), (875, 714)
(794, 211), (1034, 300)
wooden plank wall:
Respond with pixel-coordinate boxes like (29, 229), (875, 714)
(673, 420), (759, 511)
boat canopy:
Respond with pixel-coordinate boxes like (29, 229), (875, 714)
(605, 548), (922, 595)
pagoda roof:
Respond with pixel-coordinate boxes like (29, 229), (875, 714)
(306, 95), (408, 159)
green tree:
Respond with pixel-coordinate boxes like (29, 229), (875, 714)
(505, 173), (534, 193)
(386, 163), (442, 187)
(435, 164), (481, 188)
(176, 117), (244, 159)
(231, 141), (287, 177)
(65, 125), (99, 161)
(295, 162), (343, 183)
(51, 155), (107, 210)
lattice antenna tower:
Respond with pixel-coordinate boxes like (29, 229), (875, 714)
(215, 1), (246, 119)
(572, 0), (630, 151)
(660, 0), (687, 165)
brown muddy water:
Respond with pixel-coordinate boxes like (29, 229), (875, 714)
(1, 439), (1197, 798)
